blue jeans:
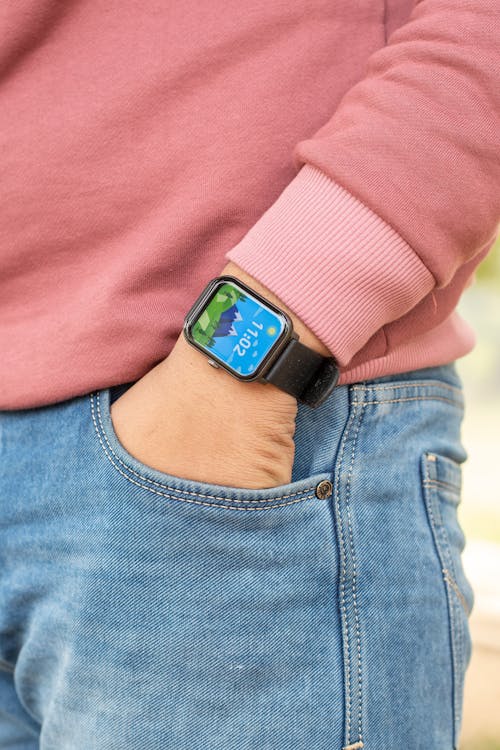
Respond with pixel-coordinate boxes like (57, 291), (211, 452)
(0, 362), (473, 749)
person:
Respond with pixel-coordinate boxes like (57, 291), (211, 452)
(0, 1), (498, 748)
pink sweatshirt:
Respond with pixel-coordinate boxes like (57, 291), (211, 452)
(1, 0), (499, 410)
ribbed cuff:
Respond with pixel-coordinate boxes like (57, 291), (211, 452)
(225, 164), (435, 366)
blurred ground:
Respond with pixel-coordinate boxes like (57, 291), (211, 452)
(455, 276), (500, 749)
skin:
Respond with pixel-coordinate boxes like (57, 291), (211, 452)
(110, 261), (331, 490)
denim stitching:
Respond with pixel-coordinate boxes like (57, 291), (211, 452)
(335, 392), (366, 749)
(343, 742), (364, 750)
(443, 569), (471, 616)
(353, 396), (461, 407)
(351, 381), (462, 395)
(90, 393), (315, 510)
(423, 479), (461, 493)
(93, 391), (316, 502)
(345, 398), (366, 747)
(439, 523), (465, 714)
(334, 404), (354, 743)
(423, 454), (462, 739)
(427, 456), (466, 703)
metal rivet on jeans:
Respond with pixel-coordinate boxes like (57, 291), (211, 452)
(315, 479), (333, 499)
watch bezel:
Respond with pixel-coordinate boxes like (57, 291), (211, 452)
(183, 275), (295, 382)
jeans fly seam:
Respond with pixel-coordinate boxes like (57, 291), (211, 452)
(90, 392), (315, 510)
(335, 391), (366, 748)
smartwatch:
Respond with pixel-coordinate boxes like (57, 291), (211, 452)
(183, 275), (339, 408)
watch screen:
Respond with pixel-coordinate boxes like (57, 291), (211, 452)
(189, 280), (286, 377)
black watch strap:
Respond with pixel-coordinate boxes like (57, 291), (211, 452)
(263, 337), (340, 408)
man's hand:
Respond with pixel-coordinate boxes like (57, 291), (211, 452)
(109, 262), (330, 490)
(110, 334), (298, 489)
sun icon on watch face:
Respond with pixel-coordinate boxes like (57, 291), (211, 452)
(267, 325), (277, 336)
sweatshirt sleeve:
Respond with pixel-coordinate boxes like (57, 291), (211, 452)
(225, 0), (500, 366)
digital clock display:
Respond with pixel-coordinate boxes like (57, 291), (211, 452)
(189, 280), (286, 377)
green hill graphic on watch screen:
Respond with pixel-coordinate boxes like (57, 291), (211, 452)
(191, 281), (285, 376)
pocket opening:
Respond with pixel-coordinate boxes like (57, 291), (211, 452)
(89, 388), (333, 510)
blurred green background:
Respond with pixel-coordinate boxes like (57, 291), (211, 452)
(454, 234), (500, 749)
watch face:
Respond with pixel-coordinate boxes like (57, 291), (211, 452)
(186, 278), (289, 379)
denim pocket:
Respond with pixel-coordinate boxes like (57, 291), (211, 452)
(421, 451), (474, 749)
(90, 388), (334, 512)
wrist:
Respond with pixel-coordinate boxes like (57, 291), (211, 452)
(159, 328), (298, 414)
(165, 261), (335, 410)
